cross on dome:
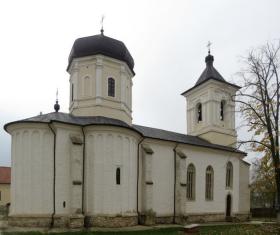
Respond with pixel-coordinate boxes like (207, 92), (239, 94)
(100, 15), (105, 35)
(207, 41), (212, 55)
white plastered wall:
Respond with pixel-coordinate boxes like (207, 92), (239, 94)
(139, 140), (175, 217)
(7, 123), (53, 216)
(183, 145), (241, 214)
(238, 161), (250, 213)
(53, 123), (83, 215)
(84, 126), (140, 216)
(184, 80), (238, 147)
(68, 55), (134, 125)
(138, 138), (249, 217)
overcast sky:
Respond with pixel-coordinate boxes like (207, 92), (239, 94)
(0, 0), (279, 166)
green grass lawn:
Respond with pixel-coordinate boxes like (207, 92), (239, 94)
(2, 224), (280, 235)
(199, 224), (280, 235)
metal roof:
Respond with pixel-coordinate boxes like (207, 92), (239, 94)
(67, 34), (134, 74)
(4, 113), (246, 155)
(181, 54), (240, 95)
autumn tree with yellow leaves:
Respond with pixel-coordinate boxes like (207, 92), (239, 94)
(235, 41), (280, 219)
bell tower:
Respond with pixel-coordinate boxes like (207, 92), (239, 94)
(181, 52), (240, 147)
(67, 31), (135, 125)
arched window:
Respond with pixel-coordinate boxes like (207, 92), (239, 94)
(205, 165), (214, 200)
(220, 100), (225, 121)
(226, 162), (233, 188)
(197, 103), (202, 122)
(116, 167), (121, 185)
(186, 164), (196, 200)
(108, 77), (115, 97)
(83, 76), (90, 96)
(71, 83), (74, 102)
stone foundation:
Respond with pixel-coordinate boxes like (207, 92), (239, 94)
(8, 215), (52, 227)
(155, 216), (174, 224)
(232, 213), (251, 222)
(183, 212), (251, 223)
(8, 212), (251, 228)
(185, 213), (225, 223)
(8, 214), (85, 228)
(85, 215), (138, 227)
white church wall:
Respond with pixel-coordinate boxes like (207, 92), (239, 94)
(138, 139), (249, 218)
(84, 126), (140, 216)
(238, 161), (250, 213)
(7, 123), (53, 216)
(183, 145), (241, 215)
(139, 140), (175, 217)
(151, 142), (175, 216)
(54, 123), (83, 215)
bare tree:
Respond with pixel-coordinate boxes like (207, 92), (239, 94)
(235, 40), (280, 220)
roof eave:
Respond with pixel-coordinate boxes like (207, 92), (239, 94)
(181, 78), (241, 96)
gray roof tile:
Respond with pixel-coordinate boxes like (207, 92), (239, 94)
(4, 112), (245, 155)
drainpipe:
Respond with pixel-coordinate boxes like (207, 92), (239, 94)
(81, 127), (85, 215)
(137, 137), (145, 224)
(48, 123), (56, 228)
(173, 143), (179, 224)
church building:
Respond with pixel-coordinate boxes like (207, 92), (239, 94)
(4, 30), (250, 228)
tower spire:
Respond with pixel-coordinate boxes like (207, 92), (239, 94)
(54, 89), (60, 112)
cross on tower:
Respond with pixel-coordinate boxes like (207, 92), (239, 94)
(100, 15), (105, 35)
(207, 41), (212, 55)
(56, 88), (59, 101)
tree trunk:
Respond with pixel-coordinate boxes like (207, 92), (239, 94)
(276, 169), (280, 222)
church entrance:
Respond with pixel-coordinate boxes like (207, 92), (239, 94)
(226, 194), (232, 221)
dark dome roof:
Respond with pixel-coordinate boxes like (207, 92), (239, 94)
(67, 34), (134, 73)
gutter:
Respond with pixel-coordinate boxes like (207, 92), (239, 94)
(48, 123), (56, 228)
(173, 143), (179, 224)
(81, 127), (86, 215)
(137, 137), (145, 223)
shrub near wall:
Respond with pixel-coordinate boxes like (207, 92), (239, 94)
(0, 205), (9, 217)
(251, 208), (276, 218)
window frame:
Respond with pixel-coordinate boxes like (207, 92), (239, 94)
(197, 103), (202, 122)
(116, 167), (121, 185)
(226, 162), (233, 189)
(220, 100), (226, 121)
(205, 165), (214, 201)
(186, 163), (196, 200)
(108, 77), (115, 97)
(71, 83), (74, 102)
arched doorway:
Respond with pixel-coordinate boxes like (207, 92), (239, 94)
(226, 194), (232, 221)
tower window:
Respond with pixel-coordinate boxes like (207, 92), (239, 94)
(71, 84), (74, 102)
(108, 77), (115, 97)
(220, 100), (225, 121)
(186, 164), (195, 200)
(205, 166), (214, 200)
(226, 162), (233, 188)
(116, 167), (121, 185)
(84, 76), (90, 96)
(197, 103), (202, 122)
